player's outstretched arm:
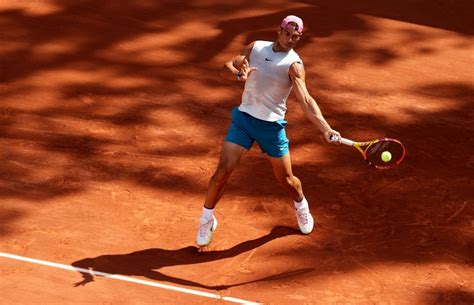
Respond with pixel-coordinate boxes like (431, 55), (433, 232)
(289, 62), (340, 143)
(221, 42), (257, 82)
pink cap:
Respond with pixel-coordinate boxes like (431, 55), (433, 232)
(280, 15), (303, 33)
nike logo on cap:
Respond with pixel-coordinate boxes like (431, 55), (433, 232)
(265, 58), (273, 61)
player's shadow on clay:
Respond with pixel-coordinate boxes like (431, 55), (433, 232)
(71, 226), (312, 290)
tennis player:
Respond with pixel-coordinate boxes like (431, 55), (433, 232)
(197, 15), (341, 247)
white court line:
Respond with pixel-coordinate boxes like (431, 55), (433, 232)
(0, 252), (261, 305)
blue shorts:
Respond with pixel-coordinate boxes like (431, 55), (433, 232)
(225, 107), (289, 158)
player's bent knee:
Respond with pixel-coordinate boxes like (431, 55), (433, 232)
(283, 175), (300, 189)
(275, 174), (292, 186)
(214, 166), (233, 184)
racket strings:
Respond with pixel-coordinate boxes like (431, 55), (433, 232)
(365, 140), (406, 169)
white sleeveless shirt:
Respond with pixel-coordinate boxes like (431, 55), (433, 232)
(238, 40), (302, 122)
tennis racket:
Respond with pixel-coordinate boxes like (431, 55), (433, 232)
(330, 135), (406, 170)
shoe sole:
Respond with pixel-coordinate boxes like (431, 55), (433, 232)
(299, 214), (314, 235)
(197, 216), (218, 247)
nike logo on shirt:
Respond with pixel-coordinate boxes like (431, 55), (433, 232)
(265, 58), (273, 62)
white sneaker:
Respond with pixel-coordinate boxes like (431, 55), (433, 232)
(196, 215), (217, 247)
(295, 207), (314, 234)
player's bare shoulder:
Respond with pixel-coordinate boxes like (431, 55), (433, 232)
(242, 41), (256, 58)
(289, 61), (306, 82)
(233, 41), (256, 69)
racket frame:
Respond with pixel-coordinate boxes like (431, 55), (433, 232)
(332, 136), (406, 169)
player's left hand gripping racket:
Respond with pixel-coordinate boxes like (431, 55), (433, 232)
(330, 135), (406, 170)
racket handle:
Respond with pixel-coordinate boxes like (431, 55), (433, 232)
(329, 135), (355, 146)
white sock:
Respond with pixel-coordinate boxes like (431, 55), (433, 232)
(201, 206), (214, 221)
(294, 196), (309, 210)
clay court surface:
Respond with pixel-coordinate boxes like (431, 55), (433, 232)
(1, 1), (473, 304)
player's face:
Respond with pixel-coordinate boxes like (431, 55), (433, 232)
(277, 24), (302, 51)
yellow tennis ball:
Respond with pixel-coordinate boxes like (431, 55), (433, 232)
(381, 151), (392, 162)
